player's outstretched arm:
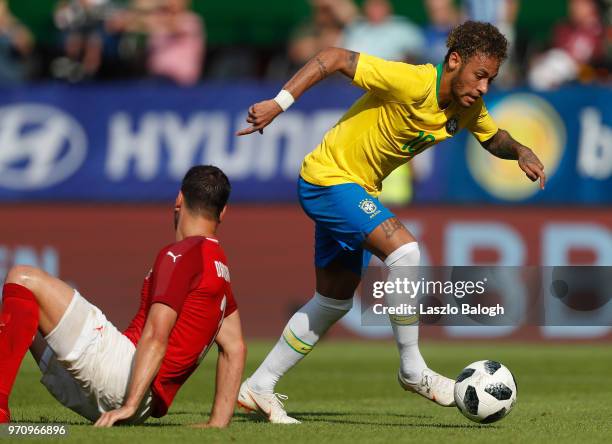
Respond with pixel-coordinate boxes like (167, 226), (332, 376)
(94, 303), (177, 427)
(192, 310), (246, 428)
(481, 129), (547, 189)
(236, 47), (359, 136)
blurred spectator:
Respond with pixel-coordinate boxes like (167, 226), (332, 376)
(462, 0), (519, 87)
(343, 0), (425, 62)
(146, 0), (204, 85)
(0, 0), (33, 85)
(53, 0), (109, 82)
(105, 0), (157, 79)
(107, 0), (204, 86)
(553, 0), (605, 64)
(288, 0), (357, 69)
(462, 0), (518, 41)
(529, 0), (606, 90)
(422, 0), (459, 64)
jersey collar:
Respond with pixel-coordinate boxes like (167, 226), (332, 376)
(435, 63), (445, 110)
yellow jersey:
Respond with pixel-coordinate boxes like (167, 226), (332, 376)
(300, 53), (499, 196)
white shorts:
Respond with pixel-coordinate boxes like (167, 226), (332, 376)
(39, 290), (152, 424)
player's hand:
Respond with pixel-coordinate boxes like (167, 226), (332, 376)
(93, 405), (137, 427)
(236, 100), (283, 136)
(517, 147), (546, 190)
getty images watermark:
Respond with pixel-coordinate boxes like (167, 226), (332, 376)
(371, 276), (504, 318)
(360, 266), (612, 326)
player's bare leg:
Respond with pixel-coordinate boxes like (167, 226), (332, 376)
(5, 266), (76, 335)
(240, 258), (359, 424)
(364, 218), (455, 407)
(0, 265), (76, 422)
(314, 260), (361, 301)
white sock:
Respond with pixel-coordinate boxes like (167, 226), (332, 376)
(384, 242), (427, 383)
(249, 292), (353, 394)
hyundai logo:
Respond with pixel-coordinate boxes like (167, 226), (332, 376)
(0, 104), (87, 190)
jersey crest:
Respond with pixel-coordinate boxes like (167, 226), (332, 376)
(446, 116), (459, 135)
(359, 198), (381, 218)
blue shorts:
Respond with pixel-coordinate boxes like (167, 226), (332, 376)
(298, 177), (395, 275)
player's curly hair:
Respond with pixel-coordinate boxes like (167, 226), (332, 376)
(181, 165), (231, 221)
(444, 21), (508, 64)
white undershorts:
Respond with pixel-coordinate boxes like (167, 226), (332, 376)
(38, 290), (152, 424)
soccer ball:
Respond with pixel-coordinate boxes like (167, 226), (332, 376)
(454, 360), (517, 424)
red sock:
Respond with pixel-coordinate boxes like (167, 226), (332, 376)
(0, 283), (39, 418)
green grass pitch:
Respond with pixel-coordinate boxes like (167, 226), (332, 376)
(7, 341), (612, 443)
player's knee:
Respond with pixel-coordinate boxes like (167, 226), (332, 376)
(384, 241), (420, 267)
(5, 265), (45, 291)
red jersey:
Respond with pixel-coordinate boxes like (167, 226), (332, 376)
(123, 236), (237, 418)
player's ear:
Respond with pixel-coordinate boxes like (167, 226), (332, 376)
(448, 52), (461, 72)
(218, 205), (228, 223)
(175, 192), (184, 211)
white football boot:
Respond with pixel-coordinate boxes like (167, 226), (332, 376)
(237, 379), (301, 424)
(398, 368), (456, 407)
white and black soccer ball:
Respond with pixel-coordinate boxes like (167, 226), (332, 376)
(454, 360), (517, 424)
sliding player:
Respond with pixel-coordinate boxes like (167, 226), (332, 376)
(0, 165), (246, 427)
(236, 21), (545, 423)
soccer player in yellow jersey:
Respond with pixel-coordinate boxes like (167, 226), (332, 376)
(236, 21), (545, 424)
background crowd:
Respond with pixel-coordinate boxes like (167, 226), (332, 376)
(0, 0), (610, 90)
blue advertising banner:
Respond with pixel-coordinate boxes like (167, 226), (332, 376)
(412, 87), (612, 204)
(0, 82), (609, 203)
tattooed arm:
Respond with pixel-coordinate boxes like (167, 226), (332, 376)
(282, 48), (359, 99)
(237, 48), (359, 136)
(481, 129), (547, 189)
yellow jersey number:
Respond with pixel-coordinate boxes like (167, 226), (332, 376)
(401, 131), (436, 157)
